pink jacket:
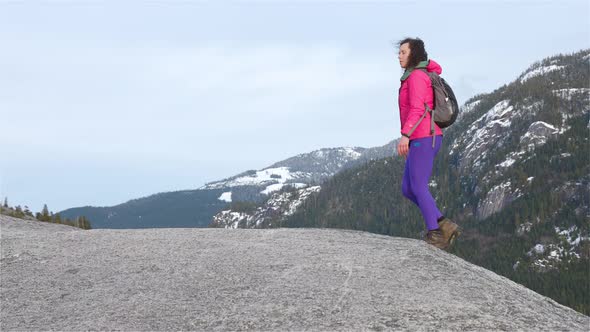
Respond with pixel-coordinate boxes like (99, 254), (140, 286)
(398, 59), (444, 140)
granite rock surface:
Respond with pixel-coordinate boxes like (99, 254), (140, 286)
(1, 215), (588, 331)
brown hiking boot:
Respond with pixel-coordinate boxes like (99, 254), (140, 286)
(438, 218), (462, 248)
(425, 229), (448, 250)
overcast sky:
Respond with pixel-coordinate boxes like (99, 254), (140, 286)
(1, 0), (589, 213)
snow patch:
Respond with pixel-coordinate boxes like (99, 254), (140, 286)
(513, 260), (520, 270)
(218, 191), (232, 202)
(261, 183), (284, 195)
(204, 166), (311, 190)
(555, 225), (589, 247)
(458, 99), (481, 119)
(520, 65), (564, 83)
(529, 244), (545, 255)
(497, 158), (515, 168)
(513, 187), (523, 200)
(517, 222), (533, 235)
(552, 88), (590, 100)
(520, 121), (560, 151)
(285, 186), (321, 216)
(526, 226), (588, 269)
(211, 185), (322, 229)
(216, 211), (249, 229)
(342, 147), (362, 159)
(463, 100), (513, 153)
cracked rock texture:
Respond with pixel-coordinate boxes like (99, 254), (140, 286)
(1, 215), (588, 331)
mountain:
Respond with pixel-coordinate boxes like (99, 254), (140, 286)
(214, 49), (590, 315)
(210, 185), (322, 229)
(2, 214), (588, 331)
(200, 144), (399, 201)
(58, 189), (229, 229)
(58, 144), (397, 228)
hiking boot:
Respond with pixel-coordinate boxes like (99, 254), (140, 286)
(425, 229), (448, 250)
(438, 218), (462, 248)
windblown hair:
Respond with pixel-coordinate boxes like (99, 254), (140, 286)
(398, 37), (428, 69)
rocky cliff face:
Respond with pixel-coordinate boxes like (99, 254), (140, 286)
(1, 215), (588, 331)
(448, 51), (589, 222)
(476, 180), (520, 220)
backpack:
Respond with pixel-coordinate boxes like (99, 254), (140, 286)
(407, 69), (459, 147)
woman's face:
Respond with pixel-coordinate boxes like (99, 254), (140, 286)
(398, 43), (411, 69)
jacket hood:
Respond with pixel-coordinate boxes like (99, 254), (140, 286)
(400, 59), (443, 81)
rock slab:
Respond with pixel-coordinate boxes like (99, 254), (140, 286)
(1, 215), (588, 331)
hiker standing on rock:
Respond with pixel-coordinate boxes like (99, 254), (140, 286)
(396, 37), (461, 250)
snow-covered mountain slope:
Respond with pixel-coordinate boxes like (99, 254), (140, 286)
(200, 143), (397, 203)
(210, 186), (321, 228)
(203, 166), (311, 199)
(201, 147), (366, 191)
(519, 64), (564, 83)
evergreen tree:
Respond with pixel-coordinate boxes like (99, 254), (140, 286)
(23, 206), (33, 217)
(41, 204), (51, 222)
(14, 205), (24, 218)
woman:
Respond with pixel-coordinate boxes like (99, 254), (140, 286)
(396, 37), (461, 250)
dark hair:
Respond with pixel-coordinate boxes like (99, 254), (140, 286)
(397, 37), (428, 69)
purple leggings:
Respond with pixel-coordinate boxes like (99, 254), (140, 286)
(402, 135), (444, 231)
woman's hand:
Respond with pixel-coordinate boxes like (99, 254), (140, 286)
(397, 136), (410, 158)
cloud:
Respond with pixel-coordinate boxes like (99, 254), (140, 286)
(146, 44), (392, 112)
(0, 41), (395, 161)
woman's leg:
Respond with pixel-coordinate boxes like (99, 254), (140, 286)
(402, 157), (420, 206)
(407, 136), (444, 231)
